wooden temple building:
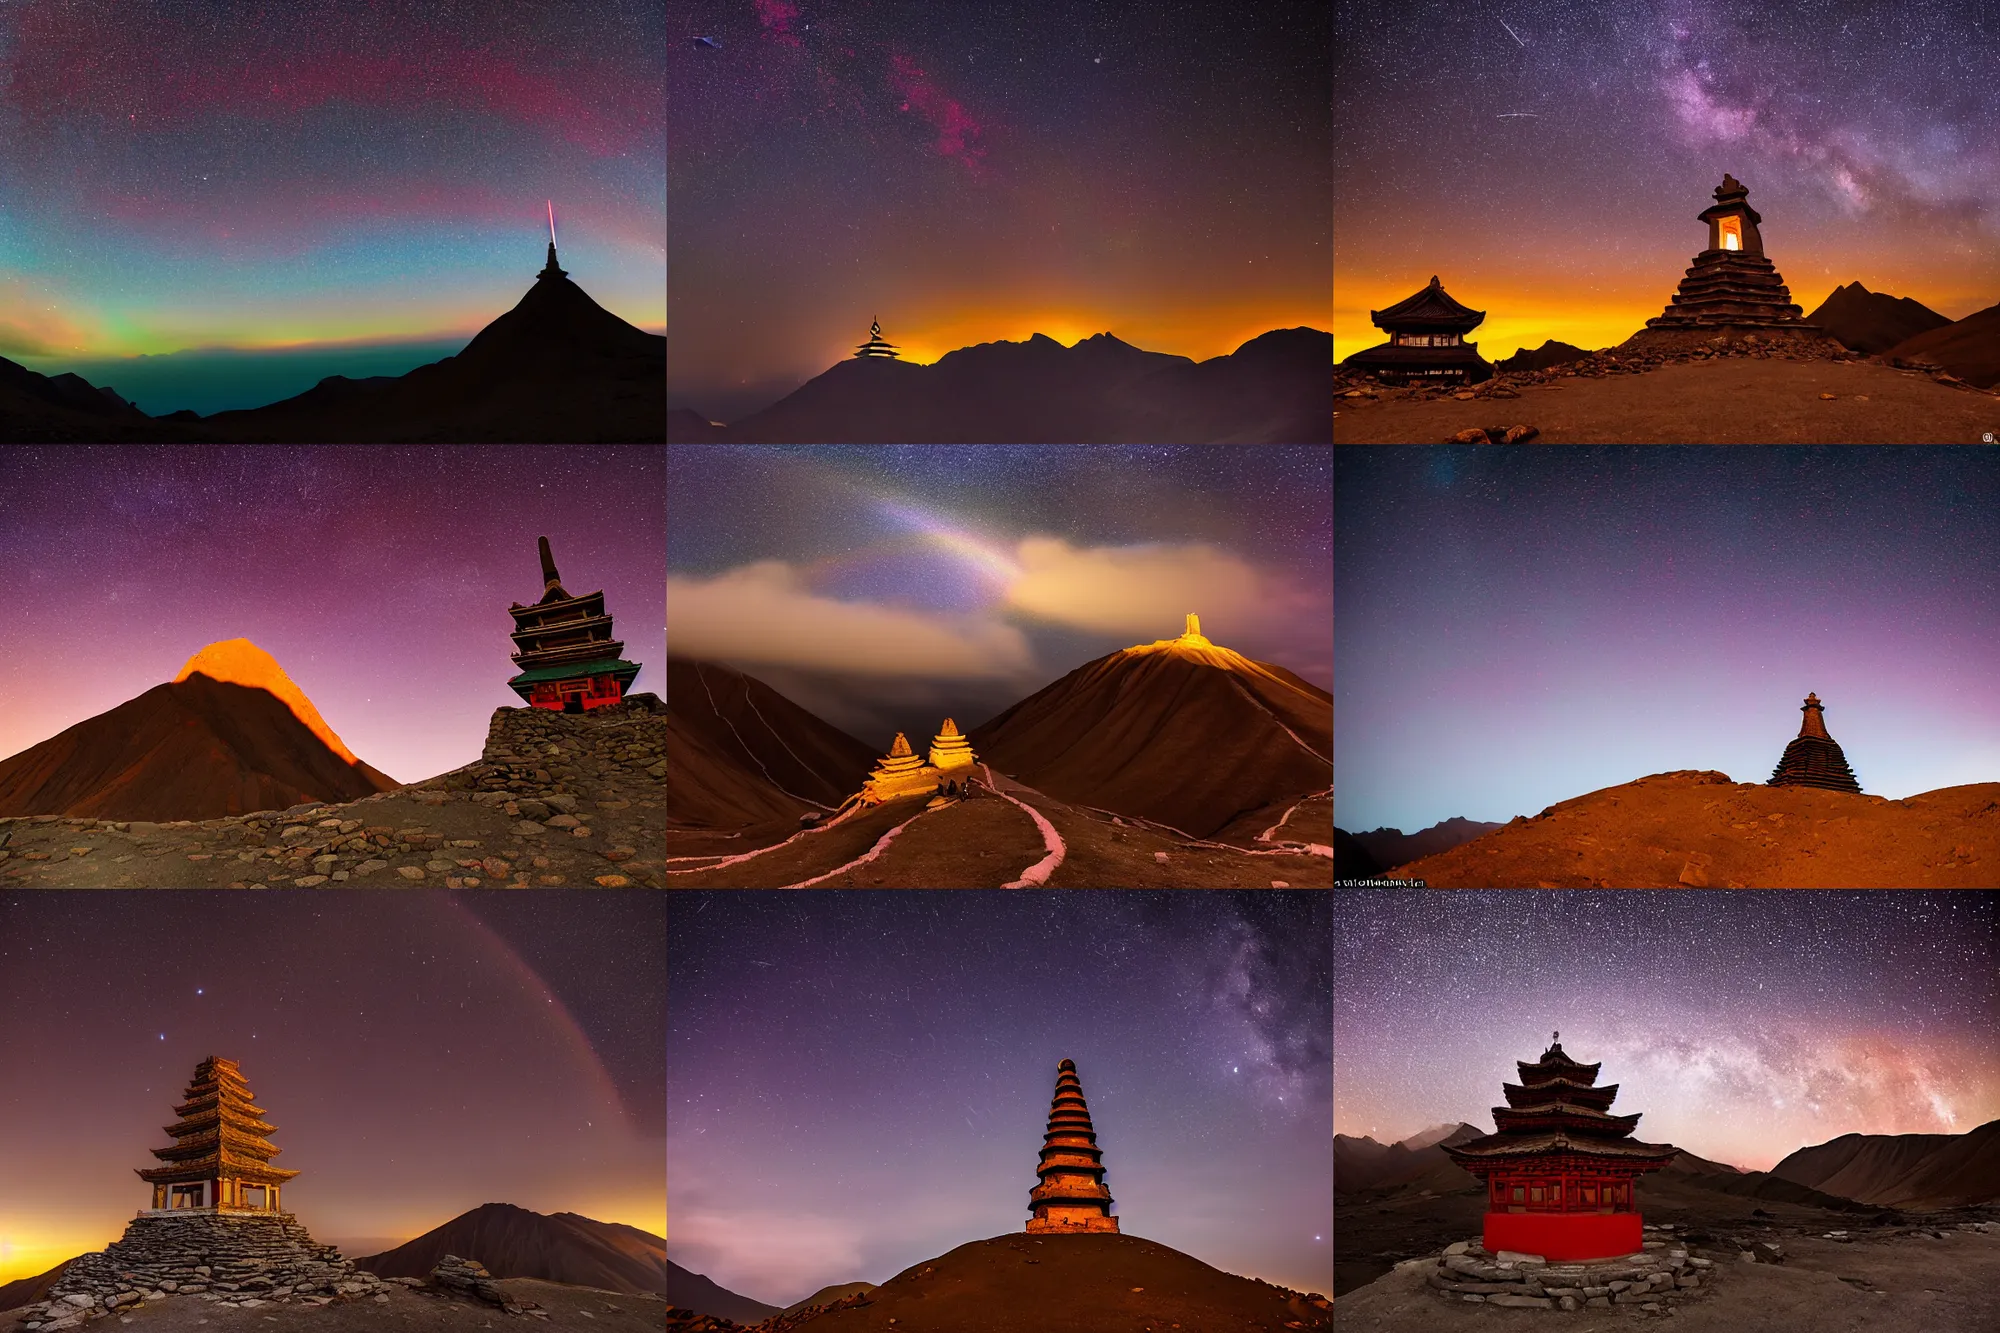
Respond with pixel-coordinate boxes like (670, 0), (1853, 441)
(1443, 1035), (1678, 1261)
(137, 1056), (299, 1214)
(1625, 175), (1826, 348)
(507, 536), (642, 712)
(1768, 692), (1862, 793)
(1027, 1058), (1120, 1234)
(854, 318), (902, 359)
(1340, 276), (1492, 385)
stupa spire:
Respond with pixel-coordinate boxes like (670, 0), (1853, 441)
(1768, 692), (1861, 792)
(1027, 1058), (1119, 1234)
(854, 316), (902, 359)
(538, 203), (567, 280)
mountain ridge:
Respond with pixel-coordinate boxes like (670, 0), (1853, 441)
(353, 1203), (667, 1296)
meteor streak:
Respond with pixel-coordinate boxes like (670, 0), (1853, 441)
(547, 200), (557, 245)
(1498, 17), (1526, 46)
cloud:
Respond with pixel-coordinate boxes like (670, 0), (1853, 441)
(668, 561), (1034, 677)
(1004, 537), (1279, 637)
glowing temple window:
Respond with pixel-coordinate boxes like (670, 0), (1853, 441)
(1720, 218), (1742, 250)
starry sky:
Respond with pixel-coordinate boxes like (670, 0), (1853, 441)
(0, 446), (664, 788)
(1333, 0), (2000, 363)
(1334, 890), (2000, 1171)
(0, 0), (665, 414)
(668, 444), (1332, 749)
(667, 890), (1332, 1304)
(0, 890), (665, 1284)
(668, 0), (1332, 423)
(1335, 446), (2000, 835)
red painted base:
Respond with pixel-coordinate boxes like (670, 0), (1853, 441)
(1482, 1211), (1642, 1261)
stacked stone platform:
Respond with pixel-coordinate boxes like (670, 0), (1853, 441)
(16, 1211), (389, 1330)
(1422, 1227), (1712, 1315)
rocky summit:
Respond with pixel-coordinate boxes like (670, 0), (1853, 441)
(0, 695), (665, 888)
(16, 1211), (389, 1330)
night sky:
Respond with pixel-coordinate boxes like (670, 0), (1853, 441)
(0, 891), (665, 1283)
(1333, 0), (2000, 362)
(668, 0), (1332, 422)
(1, 0), (665, 414)
(0, 446), (664, 788)
(1335, 446), (2000, 835)
(667, 444), (1332, 749)
(667, 890), (1332, 1304)
(1334, 891), (2000, 1171)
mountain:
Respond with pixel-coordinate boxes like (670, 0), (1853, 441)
(1400, 1122), (1477, 1151)
(1770, 1120), (2000, 1208)
(1379, 769), (2000, 888)
(664, 1258), (783, 1324)
(969, 619), (1331, 839)
(1334, 828), (1384, 879)
(687, 328), (1332, 443)
(1348, 816), (1507, 870)
(753, 1234), (1329, 1331)
(666, 659), (878, 815)
(196, 250), (664, 441)
(0, 639), (397, 820)
(668, 407), (728, 440)
(0, 1259), (77, 1313)
(353, 1204), (667, 1296)
(1335, 1124), (1482, 1193)
(1882, 299), (2000, 389)
(781, 1282), (880, 1315)
(0, 354), (185, 441)
(1803, 281), (1952, 355)
(1495, 340), (1590, 373)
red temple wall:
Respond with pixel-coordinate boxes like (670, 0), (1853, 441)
(1484, 1211), (1643, 1260)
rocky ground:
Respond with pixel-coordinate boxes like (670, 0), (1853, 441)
(1337, 1217), (2000, 1332)
(1367, 771), (1999, 888)
(1334, 342), (2000, 443)
(4, 1280), (664, 1332)
(0, 698), (665, 888)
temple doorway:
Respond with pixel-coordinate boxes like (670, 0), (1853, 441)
(1719, 217), (1742, 250)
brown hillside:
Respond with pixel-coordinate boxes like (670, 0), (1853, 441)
(1883, 300), (2000, 389)
(0, 674), (396, 821)
(666, 659), (877, 812)
(1380, 771), (2000, 887)
(354, 1204), (667, 1296)
(1771, 1121), (2000, 1209)
(0, 1260), (73, 1313)
(1803, 281), (1952, 355)
(787, 1233), (1329, 1333)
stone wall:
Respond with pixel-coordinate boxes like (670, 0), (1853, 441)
(435, 693), (666, 800)
(17, 1211), (388, 1330)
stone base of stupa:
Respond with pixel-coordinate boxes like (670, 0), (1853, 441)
(1027, 1214), (1121, 1234)
(34, 1211), (387, 1318)
(1614, 324), (1847, 358)
(1424, 1229), (1711, 1312)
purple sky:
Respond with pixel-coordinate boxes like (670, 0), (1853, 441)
(1335, 446), (2000, 834)
(668, 890), (1332, 1305)
(0, 891), (664, 1282)
(0, 446), (663, 787)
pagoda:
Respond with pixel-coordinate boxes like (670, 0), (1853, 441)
(854, 318), (902, 359)
(858, 732), (935, 804)
(507, 536), (643, 712)
(1026, 1059), (1119, 1233)
(1625, 175), (1827, 348)
(136, 1056), (300, 1214)
(927, 718), (976, 774)
(1339, 276), (1492, 385)
(1443, 1035), (1678, 1261)
(1767, 692), (1862, 793)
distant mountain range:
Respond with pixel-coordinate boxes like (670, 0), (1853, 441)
(0, 639), (396, 820)
(1336, 1123), (1484, 1193)
(0, 250), (664, 442)
(665, 1258), (783, 1323)
(354, 1204), (667, 1296)
(1495, 340), (1589, 373)
(1804, 281), (1952, 356)
(669, 327), (1332, 443)
(1344, 817), (1506, 871)
(1771, 1119), (2000, 1208)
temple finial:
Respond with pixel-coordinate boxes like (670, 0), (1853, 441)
(1185, 613), (1200, 637)
(538, 536), (562, 591)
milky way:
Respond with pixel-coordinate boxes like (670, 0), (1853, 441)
(667, 890), (1332, 1304)
(668, 0), (1332, 422)
(1334, 891), (2000, 1170)
(1333, 0), (2000, 360)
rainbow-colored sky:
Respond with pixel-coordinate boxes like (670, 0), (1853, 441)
(0, 0), (663, 381)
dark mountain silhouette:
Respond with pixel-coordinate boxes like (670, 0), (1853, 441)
(1348, 817), (1507, 870)
(199, 250), (662, 441)
(669, 406), (728, 440)
(0, 639), (396, 820)
(1496, 339), (1590, 373)
(666, 657), (879, 826)
(0, 1259), (77, 1313)
(1335, 828), (1385, 879)
(1336, 1123), (1483, 1193)
(1770, 1120), (2000, 1208)
(354, 1204), (666, 1295)
(1882, 299), (2000, 389)
(1803, 281), (1952, 355)
(664, 1258), (783, 1323)
(0, 354), (188, 441)
(969, 620), (1331, 839)
(678, 327), (1332, 443)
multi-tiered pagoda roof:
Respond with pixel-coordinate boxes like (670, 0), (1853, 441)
(507, 536), (642, 711)
(1339, 276), (1493, 385)
(1446, 1039), (1678, 1167)
(136, 1056), (300, 1191)
(1767, 692), (1862, 793)
(1027, 1058), (1119, 1233)
(854, 318), (901, 359)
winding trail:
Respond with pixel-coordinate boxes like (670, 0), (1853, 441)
(780, 808), (932, 887)
(1258, 785), (1334, 844)
(694, 662), (831, 811)
(1224, 674), (1331, 765)
(663, 799), (867, 871)
(982, 764), (1066, 886)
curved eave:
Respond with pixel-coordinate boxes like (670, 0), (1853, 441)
(1445, 1132), (1679, 1163)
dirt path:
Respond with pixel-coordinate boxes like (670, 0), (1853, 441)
(1335, 358), (2000, 442)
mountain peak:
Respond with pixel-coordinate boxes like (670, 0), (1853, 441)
(172, 638), (360, 765)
